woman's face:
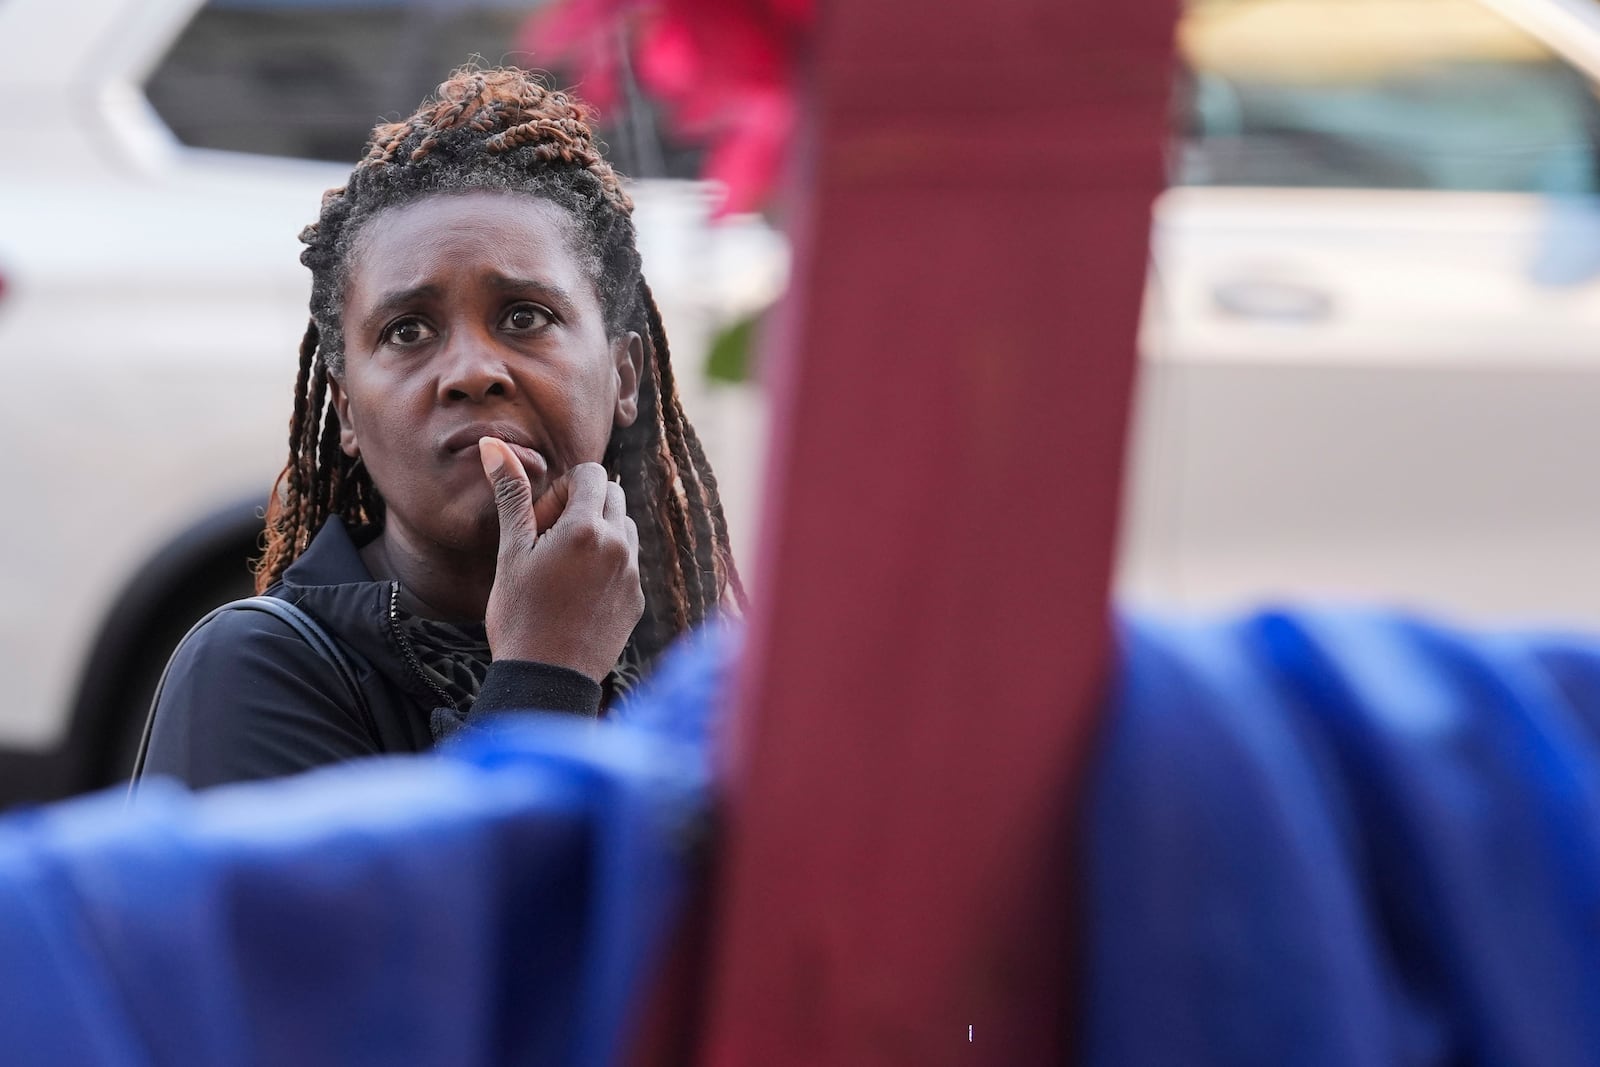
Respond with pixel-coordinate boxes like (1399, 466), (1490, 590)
(330, 190), (641, 556)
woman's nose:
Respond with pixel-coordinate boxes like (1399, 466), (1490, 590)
(437, 330), (515, 402)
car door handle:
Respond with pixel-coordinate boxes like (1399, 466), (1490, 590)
(1211, 279), (1333, 322)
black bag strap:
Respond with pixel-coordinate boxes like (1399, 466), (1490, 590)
(128, 596), (375, 793)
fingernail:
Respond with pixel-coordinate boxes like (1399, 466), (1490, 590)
(478, 437), (504, 475)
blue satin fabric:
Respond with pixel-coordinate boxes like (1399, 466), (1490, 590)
(0, 624), (736, 1067)
(1087, 609), (1600, 1067)
(5, 609), (1600, 1065)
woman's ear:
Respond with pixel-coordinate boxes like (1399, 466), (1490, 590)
(613, 331), (643, 429)
(328, 374), (361, 458)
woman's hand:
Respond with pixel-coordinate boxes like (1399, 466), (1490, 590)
(478, 437), (644, 681)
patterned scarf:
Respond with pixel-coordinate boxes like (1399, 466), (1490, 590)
(394, 607), (643, 715)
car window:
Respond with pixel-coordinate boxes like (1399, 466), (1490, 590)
(1174, 0), (1600, 193)
(145, 0), (702, 178)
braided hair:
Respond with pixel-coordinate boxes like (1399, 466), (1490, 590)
(257, 66), (744, 671)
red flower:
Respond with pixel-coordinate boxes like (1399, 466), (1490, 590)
(529, 0), (813, 215)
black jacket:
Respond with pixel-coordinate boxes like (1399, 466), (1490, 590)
(142, 519), (601, 789)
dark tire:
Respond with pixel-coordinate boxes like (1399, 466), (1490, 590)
(0, 501), (265, 810)
(97, 557), (258, 788)
(72, 500), (267, 798)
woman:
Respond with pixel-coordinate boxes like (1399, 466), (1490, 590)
(141, 67), (742, 788)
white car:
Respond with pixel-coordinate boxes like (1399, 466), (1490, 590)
(1120, 0), (1600, 628)
(7, 0), (1600, 806)
(0, 0), (780, 803)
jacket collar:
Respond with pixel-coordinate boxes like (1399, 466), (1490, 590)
(281, 517), (379, 589)
(274, 519), (442, 709)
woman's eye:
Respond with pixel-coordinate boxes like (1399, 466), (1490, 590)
(382, 318), (434, 346)
(502, 304), (553, 332)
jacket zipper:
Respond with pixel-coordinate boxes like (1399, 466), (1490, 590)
(388, 580), (457, 709)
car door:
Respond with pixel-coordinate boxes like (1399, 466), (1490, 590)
(1120, 0), (1600, 625)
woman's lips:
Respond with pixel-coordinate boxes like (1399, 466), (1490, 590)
(443, 422), (536, 453)
(441, 425), (551, 493)
(494, 439), (550, 485)
(452, 437), (551, 496)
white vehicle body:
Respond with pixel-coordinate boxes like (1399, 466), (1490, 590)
(1120, 0), (1600, 627)
(0, 0), (779, 800)
(6, 0), (1600, 803)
